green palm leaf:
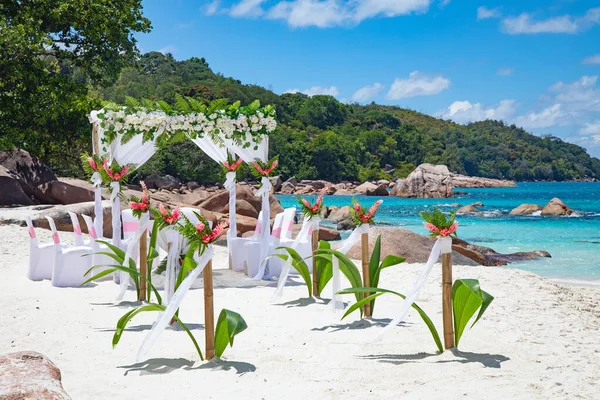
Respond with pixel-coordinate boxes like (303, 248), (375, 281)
(452, 279), (494, 347)
(214, 309), (248, 358)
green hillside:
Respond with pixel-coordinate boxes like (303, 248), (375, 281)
(95, 52), (600, 183)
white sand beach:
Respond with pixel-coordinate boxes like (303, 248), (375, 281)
(1, 223), (599, 399)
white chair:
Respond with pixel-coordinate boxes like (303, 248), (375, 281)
(229, 211), (264, 272)
(82, 214), (113, 279)
(244, 208), (296, 278)
(267, 208), (297, 276)
(46, 217), (93, 287)
(25, 216), (61, 281)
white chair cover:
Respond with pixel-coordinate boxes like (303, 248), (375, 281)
(25, 216), (59, 281)
(68, 212), (90, 247)
(229, 211), (263, 272)
(46, 217), (93, 287)
(267, 208), (297, 277)
(81, 214), (112, 279)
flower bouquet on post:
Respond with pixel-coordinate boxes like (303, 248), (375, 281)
(297, 187), (326, 220)
(419, 208), (458, 238)
(81, 153), (104, 187)
(350, 198), (383, 226)
(251, 156), (278, 181)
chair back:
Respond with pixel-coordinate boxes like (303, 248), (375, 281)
(68, 211), (85, 246)
(25, 216), (37, 245)
(280, 208), (296, 240)
(271, 212), (285, 239)
(121, 209), (140, 240)
(45, 217), (61, 245)
(255, 211), (264, 235)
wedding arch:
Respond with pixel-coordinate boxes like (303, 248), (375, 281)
(87, 96), (278, 281)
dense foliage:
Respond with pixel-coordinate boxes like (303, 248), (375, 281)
(95, 53), (600, 182)
(3, 30), (599, 182)
(0, 0), (150, 176)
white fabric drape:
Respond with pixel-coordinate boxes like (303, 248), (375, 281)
(89, 110), (158, 247)
(137, 246), (214, 362)
(375, 236), (453, 340)
(250, 177), (272, 280)
(225, 134), (269, 164)
(272, 216), (318, 299)
(328, 224), (370, 311)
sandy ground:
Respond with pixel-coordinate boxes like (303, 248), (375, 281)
(1, 223), (599, 400)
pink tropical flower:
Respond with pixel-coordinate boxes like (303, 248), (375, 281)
(160, 204), (181, 225)
(424, 222), (440, 234)
(224, 157), (243, 171)
(302, 199), (311, 209)
(367, 200), (383, 219)
(353, 202), (362, 213)
(87, 157), (97, 171)
(201, 220), (229, 244)
(195, 222), (206, 233)
(252, 162), (265, 175)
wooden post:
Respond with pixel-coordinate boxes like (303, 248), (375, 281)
(138, 231), (147, 302)
(204, 260), (215, 360)
(92, 122), (100, 157)
(361, 233), (371, 318)
(442, 252), (454, 349)
(312, 229), (319, 297)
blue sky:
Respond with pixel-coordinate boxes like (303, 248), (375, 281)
(137, 0), (600, 157)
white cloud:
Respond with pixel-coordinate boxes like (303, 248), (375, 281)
(268, 0), (346, 28)
(477, 6), (500, 20)
(439, 0), (451, 7)
(230, 0), (266, 17)
(501, 7), (600, 34)
(514, 104), (563, 129)
(497, 67), (513, 76)
(386, 71), (450, 100)
(285, 86), (340, 96)
(581, 120), (600, 135)
(582, 54), (600, 65)
(205, 0), (221, 15)
(351, 83), (385, 102)
(228, 0), (431, 28)
(550, 75), (600, 112)
(158, 45), (177, 54)
(440, 100), (517, 124)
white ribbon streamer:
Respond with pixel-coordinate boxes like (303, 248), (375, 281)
(375, 236), (452, 340)
(225, 172), (237, 254)
(328, 224), (370, 311)
(272, 216), (317, 300)
(163, 230), (180, 305)
(117, 218), (151, 301)
(137, 246), (214, 362)
(251, 177), (272, 280)
(93, 186), (103, 240)
(110, 181), (121, 249)
(91, 171), (102, 188)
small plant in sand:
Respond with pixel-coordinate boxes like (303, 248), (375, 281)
(452, 279), (494, 347)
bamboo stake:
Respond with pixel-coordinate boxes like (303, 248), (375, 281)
(138, 231), (147, 302)
(204, 259), (215, 360)
(312, 229), (319, 297)
(442, 252), (454, 349)
(361, 232), (371, 318)
(92, 122), (100, 157)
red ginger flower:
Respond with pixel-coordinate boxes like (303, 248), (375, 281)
(224, 158), (243, 171)
(160, 204), (181, 225)
(201, 220), (229, 244)
(424, 222), (440, 234)
(129, 181), (150, 212)
(87, 157), (98, 171)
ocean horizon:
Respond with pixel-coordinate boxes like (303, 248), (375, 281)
(278, 181), (600, 284)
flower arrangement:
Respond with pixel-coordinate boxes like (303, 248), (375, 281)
(128, 181), (150, 218)
(251, 156), (278, 178)
(176, 211), (229, 255)
(92, 96), (277, 153)
(349, 198), (383, 226)
(152, 204), (181, 230)
(297, 188), (326, 220)
(222, 156), (243, 172)
(81, 153), (132, 196)
(419, 208), (458, 237)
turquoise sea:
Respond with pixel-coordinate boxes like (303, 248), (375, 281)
(277, 182), (600, 284)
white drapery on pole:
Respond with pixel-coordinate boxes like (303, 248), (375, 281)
(328, 224), (370, 311)
(137, 246), (214, 362)
(251, 177), (272, 280)
(89, 110), (158, 247)
(375, 236), (452, 340)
